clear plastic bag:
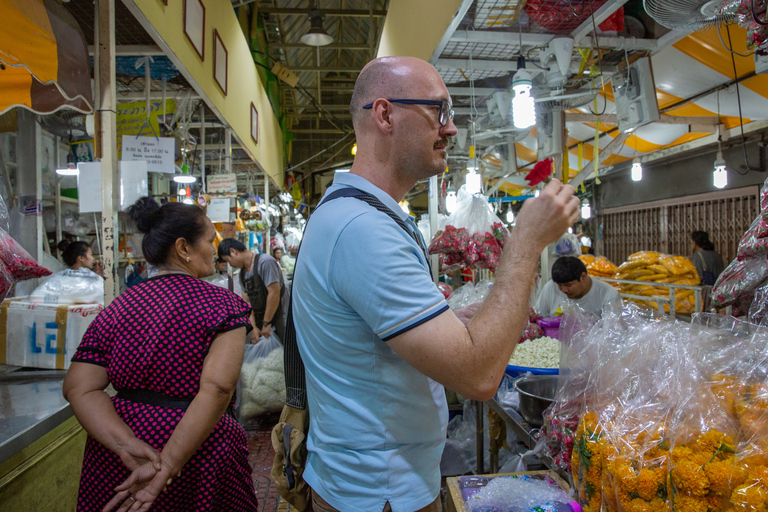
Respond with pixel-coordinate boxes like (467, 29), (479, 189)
(429, 186), (508, 273)
(29, 268), (104, 305)
(711, 256), (768, 310)
(554, 233), (581, 258)
(284, 227), (302, 253)
(446, 279), (494, 309)
(236, 334), (285, 422)
(0, 228), (51, 280)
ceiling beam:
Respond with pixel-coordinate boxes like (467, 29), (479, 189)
(564, 113), (721, 125)
(435, 58), (518, 72)
(271, 43), (369, 50)
(88, 45), (164, 56)
(291, 129), (348, 134)
(291, 66), (362, 72)
(569, 132), (631, 188)
(571, 0), (628, 42)
(447, 87), (500, 97)
(429, 0), (475, 64)
(443, 30), (657, 51)
(256, 7), (387, 17)
(117, 91), (201, 100)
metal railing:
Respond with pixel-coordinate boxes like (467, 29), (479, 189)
(595, 277), (705, 317)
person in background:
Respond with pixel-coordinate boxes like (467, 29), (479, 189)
(63, 197), (258, 512)
(215, 256), (235, 293)
(292, 55), (579, 511)
(535, 256), (619, 317)
(219, 239), (288, 342)
(60, 240), (103, 276)
(691, 230), (725, 286)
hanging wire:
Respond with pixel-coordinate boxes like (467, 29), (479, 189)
(587, 0), (608, 116)
(752, 0), (768, 26)
(717, 22), (755, 57)
(726, 24), (752, 174)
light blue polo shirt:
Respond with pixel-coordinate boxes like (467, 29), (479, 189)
(293, 172), (449, 512)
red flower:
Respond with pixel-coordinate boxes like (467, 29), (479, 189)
(526, 158), (553, 187)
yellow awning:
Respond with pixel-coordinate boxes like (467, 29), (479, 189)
(0, 0), (92, 115)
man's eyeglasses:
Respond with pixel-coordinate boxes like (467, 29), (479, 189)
(362, 99), (455, 127)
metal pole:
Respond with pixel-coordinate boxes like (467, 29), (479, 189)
(54, 136), (62, 257)
(264, 172), (269, 254)
(200, 104), (206, 192)
(97, 0), (119, 304)
(428, 175), (438, 284)
(476, 400), (484, 474)
(225, 127), (232, 173)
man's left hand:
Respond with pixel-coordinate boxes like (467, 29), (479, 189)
(455, 301), (482, 326)
(259, 323), (272, 339)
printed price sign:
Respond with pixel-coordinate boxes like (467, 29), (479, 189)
(207, 173), (238, 194)
(121, 136), (175, 174)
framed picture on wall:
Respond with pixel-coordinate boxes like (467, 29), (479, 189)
(183, 0), (205, 61)
(213, 29), (227, 95)
(251, 103), (259, 144)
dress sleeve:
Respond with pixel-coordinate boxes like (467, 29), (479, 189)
(209, 292), (253, 336)
(70, 310), (114, 367)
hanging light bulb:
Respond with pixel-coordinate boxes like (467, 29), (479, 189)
(713, 150), (727, 189)
(351, 143), (357, 156)
(581, 201), (591, 219)
(511, 56), (535, 130)
(465, 145), (482, 195)
(56, 153), (79, 176)
(445, 189), (458, 214)
(534, 190), (540, 198)
(631, 156), (643, 182)
(173, 163), (196, 183)
(506, 209), (515, 224)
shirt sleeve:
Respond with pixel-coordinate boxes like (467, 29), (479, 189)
(70, 310), (115, 367)
(535, 281), (553, 317)
(258, 255), (283, 288)
(208, 291), (253, 336)
(329, 212), (448, 341)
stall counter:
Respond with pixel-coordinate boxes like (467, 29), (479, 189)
(0, 368), (86, 511)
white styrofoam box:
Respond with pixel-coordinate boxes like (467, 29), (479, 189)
(5, 302), (102, 369)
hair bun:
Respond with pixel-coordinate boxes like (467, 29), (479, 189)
(127, 197), (161, 234)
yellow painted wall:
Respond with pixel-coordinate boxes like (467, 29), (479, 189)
(377, 0), (463, 61)
(127, 0), (283, 189)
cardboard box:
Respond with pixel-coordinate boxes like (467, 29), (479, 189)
(0, 301), (102, 369)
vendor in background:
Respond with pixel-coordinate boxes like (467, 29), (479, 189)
(215, 257), (235, 293)
(691, 230), (724, 286)
(60, 240), (103, 276)
(219, 239), (288, 342)
(272, 248), (285, 273)
(535, 256), (620, 317)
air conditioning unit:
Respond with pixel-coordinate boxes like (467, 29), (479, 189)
(536, 110), (564, 159)
(612, 56), (660, 133)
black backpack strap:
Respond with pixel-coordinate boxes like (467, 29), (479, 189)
(283, 187), (430, 410)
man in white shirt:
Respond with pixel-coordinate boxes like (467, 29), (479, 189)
(536, 256), (620, 317)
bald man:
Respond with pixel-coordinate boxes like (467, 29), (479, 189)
(292, 57), (580, 512)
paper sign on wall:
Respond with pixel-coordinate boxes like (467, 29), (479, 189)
(206, 198), (232, 222)
(207, 173), (238, 194)
(77, 161), (149, 213)
(122, 136), (175, 174)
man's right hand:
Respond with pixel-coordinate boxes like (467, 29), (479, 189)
(510, 179), (580, 257)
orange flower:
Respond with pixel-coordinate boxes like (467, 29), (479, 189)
(672, 460), (710, 497)
(636, 467), (662, 501)
(673, 495), (709, 512)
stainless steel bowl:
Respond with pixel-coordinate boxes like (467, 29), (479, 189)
(513, 375), (558, 427)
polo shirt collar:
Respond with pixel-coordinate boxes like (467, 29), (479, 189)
(332, 171), (411, 223)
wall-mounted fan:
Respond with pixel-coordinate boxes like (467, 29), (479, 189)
(532, 38), (599, 112)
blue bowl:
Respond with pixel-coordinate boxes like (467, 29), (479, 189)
(505, 365), (559, 378)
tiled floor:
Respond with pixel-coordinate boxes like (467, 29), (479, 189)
(245, 413), (292, 512)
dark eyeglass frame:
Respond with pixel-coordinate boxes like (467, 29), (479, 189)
(362, 99), (455, 126)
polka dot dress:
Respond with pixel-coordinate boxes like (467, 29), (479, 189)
(71, 274), (258, 512)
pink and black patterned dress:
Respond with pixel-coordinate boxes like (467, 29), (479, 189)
(71, 273), (258, 512)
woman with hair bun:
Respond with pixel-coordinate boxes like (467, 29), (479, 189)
(63, 197), (258, 511)
(59, 240), (103, 276)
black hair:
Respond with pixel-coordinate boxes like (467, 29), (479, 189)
(691, 231), (715, 251)
(126, 197), (208, 265)
(218, 238), (247, 258)
(552, 256), (588, 284)
(216, 257), (227, 264)
(61, 241), (91, 267)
